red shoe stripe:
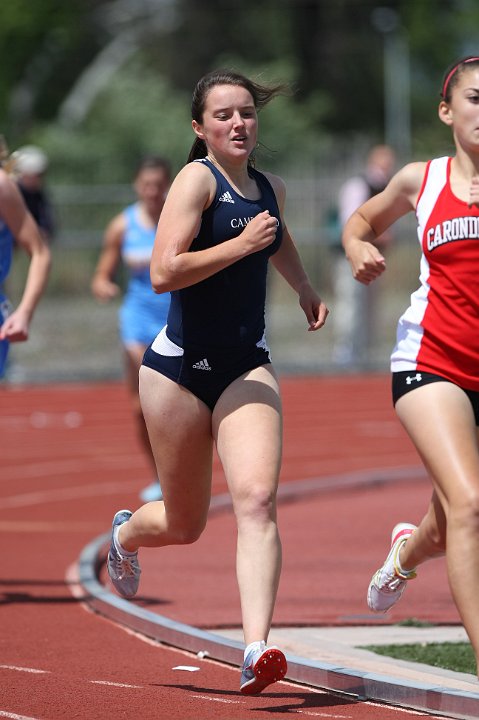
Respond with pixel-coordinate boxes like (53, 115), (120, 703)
(392, 528), (414, 545)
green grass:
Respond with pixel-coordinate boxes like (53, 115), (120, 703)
(364, 642), (476, 675)
(396, 618), (434, 628)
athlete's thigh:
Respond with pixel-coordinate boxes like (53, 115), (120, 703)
(123, 342), (146, 396)
(212, 364), (283, 498)
(139, 365), (213, 518)
(395, 381), (479, 504)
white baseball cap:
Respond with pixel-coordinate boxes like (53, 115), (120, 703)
(14, 145), (49, 174)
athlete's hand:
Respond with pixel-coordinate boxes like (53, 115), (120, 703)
(91, 276), (120, 302)
(298, 283), (329, 331)
(346, 238), (386, 285)
(0, 308), (30, 343)
(239, 210), (278, 254)
(469, 177), (479, 208)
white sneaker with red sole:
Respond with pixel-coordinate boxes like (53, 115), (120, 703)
(240, 642), (287, 695)
(367, 522), (417, 613)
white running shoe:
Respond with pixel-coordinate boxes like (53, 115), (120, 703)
(240, 642), (287, 695)
(107, 509), (141, 598)
(367, 522), (417, 613)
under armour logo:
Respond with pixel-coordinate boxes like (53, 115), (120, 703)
(405, 373), (422, 385)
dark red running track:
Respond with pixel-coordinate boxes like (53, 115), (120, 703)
(0, 376), (459, 719)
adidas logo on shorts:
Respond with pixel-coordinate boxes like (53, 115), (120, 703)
(192, 358), (212, 371)
(219, 191), (235, 204)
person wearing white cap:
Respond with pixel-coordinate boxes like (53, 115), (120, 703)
(15, 145), (55, 242)
(0, 143), (51, 377)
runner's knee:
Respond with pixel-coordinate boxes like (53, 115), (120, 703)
(449, 489), (479, 533)
(234, 485), (277, 526)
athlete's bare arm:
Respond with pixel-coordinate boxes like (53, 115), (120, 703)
(342, 162), (426, 284)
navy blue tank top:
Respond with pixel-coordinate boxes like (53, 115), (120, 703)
(166, 159), (283, 349)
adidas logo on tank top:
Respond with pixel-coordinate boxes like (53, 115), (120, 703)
(219, 191), (235, 204)
(192, 358), (212, 371)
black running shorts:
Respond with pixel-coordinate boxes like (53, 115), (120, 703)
(392, 370), (479, 425)
(143, 342), (271, 412)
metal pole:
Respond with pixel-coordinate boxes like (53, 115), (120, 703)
(371, 7), (411, 161)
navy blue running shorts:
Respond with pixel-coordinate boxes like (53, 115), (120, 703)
(392, 370), (479, 425)
(142, 342), (271, 412)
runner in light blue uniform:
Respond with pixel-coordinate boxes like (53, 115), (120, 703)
(119, 203), (170, 346)
(91, 156), (171, 501)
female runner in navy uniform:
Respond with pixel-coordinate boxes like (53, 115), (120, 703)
(107, 69), (329, 694)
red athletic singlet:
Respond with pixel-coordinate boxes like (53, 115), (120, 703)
(391, 156), (479, 390)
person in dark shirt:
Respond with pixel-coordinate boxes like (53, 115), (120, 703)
(0, 145), (51, 378)
(15, 146), (55, 243)
(106, 68), (328, 694)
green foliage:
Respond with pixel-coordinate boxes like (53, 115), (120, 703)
(2, 0), (479, 180)
(0, 0), (102, 136)
(365, 642), (476, 676)
(162, 0), (295, 92)
(396, 618), (434, 628)
(35, 55), (331, 182)
(35, 61), (192, 183)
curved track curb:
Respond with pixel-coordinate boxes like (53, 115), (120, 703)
(75, 468), (479, 720)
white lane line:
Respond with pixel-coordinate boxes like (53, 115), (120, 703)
(192, 695), (244, 705)
(0, 665), (49, 674)
(2, 456), (143, 483)
(0, 411), (82, 429)
(0, 520), (104, 532)
(0, 712), (41, 720)
(0, 479), (141, 509)
(290, 712), (352, 718)
(89, 680), (143, 688)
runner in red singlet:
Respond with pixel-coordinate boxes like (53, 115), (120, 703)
(342, 56), (479, 677)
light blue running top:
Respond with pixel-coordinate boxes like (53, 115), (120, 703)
(119, 203), (170, 346)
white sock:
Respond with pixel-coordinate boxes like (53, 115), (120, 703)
(395, 540), (416, 577)
(113, 524), (136, 556)
(244, 640), (266, 661)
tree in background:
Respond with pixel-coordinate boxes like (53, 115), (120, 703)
(0, 1), (104, 138)
(1, 0), (478, 181)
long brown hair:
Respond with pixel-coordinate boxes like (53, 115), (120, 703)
(187, 69), (288, 164)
